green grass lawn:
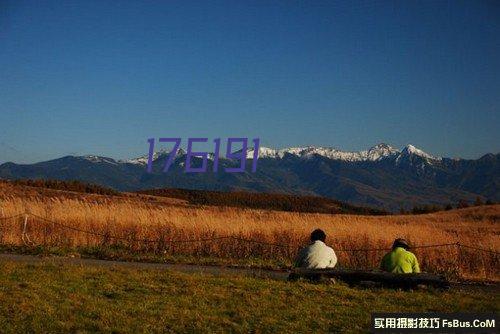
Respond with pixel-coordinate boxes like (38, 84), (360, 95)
(0, 244), (291, 270)
(0, 260), (497, 333)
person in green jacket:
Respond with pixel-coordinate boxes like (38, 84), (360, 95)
(380, 238), (421, 274)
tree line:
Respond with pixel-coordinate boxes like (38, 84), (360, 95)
(401, 197), (495, 215)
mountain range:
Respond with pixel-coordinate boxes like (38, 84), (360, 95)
(0, 143), (498, 212)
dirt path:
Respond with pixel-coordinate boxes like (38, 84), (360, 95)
(1, 252), (498, 292)
(0, 253), (290, 280)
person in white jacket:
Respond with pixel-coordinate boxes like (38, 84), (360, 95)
(294, 229), (338, 269)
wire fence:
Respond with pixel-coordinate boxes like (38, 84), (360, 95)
(0, 211), (498, 256)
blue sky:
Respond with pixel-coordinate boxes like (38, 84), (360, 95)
(0, 0), (499, 163)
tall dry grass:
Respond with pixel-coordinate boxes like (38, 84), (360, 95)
(0, 185), (498, 280)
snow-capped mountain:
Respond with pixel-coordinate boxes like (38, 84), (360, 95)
(125, 148), (187, 165)
(85, 143), (441, 169)
(82, 155), (119, 165)
(0, 143), (497, 211)
(399, 144), (441, 161)
(246, 143), (404, 162)
(129, 143), (436, 164)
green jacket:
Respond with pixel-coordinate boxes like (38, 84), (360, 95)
(380, 247), (421, 274)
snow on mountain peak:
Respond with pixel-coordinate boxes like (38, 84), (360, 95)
(124, 143), (440, 165)
(246, 143), (399, 161)
(369, 143), (395, 151)
(401, 144), (441, 161)
(366, 143), (398, 160)
(246, 143), (442, 162)
(125, 148), (186, 165)
(82, 155), (118, 165)
(246, 146), (278, 159)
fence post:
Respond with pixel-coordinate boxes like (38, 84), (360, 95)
(0, 205), (3, 242)
(21, 214), (28, 245)
(21, 213), (33, 246)
(455, 242), (462, 279)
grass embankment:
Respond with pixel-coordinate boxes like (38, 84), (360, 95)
(0, 260), (497, 333)
(0, 181), (499, 280)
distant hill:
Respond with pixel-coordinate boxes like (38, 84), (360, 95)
(136, 188), (388, 215)
(0, 143), (498, 211)
(9, 179), (120, 196)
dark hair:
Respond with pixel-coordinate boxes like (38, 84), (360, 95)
(392, 238), (410, 250)
(310, 229), (326, 242)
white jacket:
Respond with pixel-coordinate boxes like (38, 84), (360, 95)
(295, 240), (338, 269)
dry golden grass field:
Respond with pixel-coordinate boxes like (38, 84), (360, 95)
(0, 181), (498, 281)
